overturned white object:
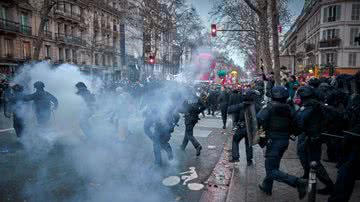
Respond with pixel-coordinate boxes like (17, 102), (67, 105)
(162, 176), (181, 186)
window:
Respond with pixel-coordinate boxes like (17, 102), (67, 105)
(45, 45), (51, 58)
(72, 49), (77, 62)
(0, 6), (6, 20)
(57, 23), (62, 34)
(44, 21), (49, 31)
(350, 28), (359, 46)
(102, 54), (106, 66)
(322, 29), (339, 40)
(95, 53), (99, 65)
(352, 4), (360, 20)
(4, 39), (13, 56)
(59, 48), (64, 60)
(65, 49), (70, 61)
(323, 5), (341, 22)
(326, 53), (336, 65)
(20, 12), (30, 33)
(23, 42), (31, 58)
(349, 53), (357, 66)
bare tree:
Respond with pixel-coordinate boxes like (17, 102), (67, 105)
(270, 0), (281, 85)
(31, 0), (57, 60)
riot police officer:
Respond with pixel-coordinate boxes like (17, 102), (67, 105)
(227, 89), (253, 165)
(75, 82), (96, 137)
(8, 84), (26, 137)
(23, 81), (58, 126)
(329, 72), (360, 202)
(257, 86), (307, 199)
(218, 86), (229, 129)
(294, 85), (334, 195)
(180, 93), (205, 156)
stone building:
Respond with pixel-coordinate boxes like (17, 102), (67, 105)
(0, 0), (126, 79)
(281, 0), (360, 75)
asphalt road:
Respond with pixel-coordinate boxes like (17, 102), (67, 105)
(0, 113), (228, 202)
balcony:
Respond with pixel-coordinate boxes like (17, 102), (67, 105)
(319, 38), (341, 48)
(44, 30), (52, 39)
(55, 33), (86, 46)
(305, 43), (315, 52)
(0, 18), (32, 35)
(54, 9), (82, 23)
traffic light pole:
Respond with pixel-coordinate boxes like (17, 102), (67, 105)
(217, 29), (258, 33)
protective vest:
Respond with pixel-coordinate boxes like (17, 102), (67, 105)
(268, 103), (292, 135)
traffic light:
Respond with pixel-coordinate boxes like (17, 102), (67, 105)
(149, 55), (155, 64)
(211, 24), (217, 37)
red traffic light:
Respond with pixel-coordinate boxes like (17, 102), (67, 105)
(211, 24), (217, 37)
(149, 55), (155, 64)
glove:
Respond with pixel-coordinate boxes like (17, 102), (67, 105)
(258, 137), (267, 148)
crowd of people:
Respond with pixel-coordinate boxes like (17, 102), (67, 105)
(198, 70), (359, 201)
(1, 67), (359, 201)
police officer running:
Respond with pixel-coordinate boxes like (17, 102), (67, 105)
(75, 82), (96, 137)
(227, 89), (253, 165)
(23, 81), (58, 126)
(180, 92), (206, 156)
(257, 86), (307, 199)
(294, 85), (334, 195)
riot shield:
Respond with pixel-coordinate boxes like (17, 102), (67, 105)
(244, 102), (259, 145)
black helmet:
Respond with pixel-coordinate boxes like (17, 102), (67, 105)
(33, 81), (45, 89)
(297, 85), (314, 98)
(12, 84), (24, 92)
(270, 86), (289, 99)
(308, 78), (320, 88)
(75, 82), (87, 89)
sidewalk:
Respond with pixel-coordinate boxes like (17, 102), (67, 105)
(226, 139), (360, 202)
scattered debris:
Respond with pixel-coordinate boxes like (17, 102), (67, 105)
(188, 183), (204, 191)
(207, 145), (216, 150)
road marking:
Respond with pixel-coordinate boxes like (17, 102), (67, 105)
(162, 167), (204, 191)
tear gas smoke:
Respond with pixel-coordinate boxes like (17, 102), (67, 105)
(8, 47), (216, 201)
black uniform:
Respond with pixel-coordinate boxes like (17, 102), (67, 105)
(24, 83), (58, 126)
(294, 86), (335, 195)
(76, 86), (96, 137)
(180, 97), (205, 156)
(329, 74), (360, 202)
(218, 90), (229, 128)
(228, 89), (242, 128)
(207, 89), (218, 116)
(257, 86), (307, 199)
(8, 85), (26, 137)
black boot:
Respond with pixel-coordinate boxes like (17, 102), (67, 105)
(196, 146), (202, 156)
(247, 160), (253, 166)
(296, 178), (307, 200)
(229, 158), (239, 163)
(317, 186), (333, 195)
(258, 184), (272, 196)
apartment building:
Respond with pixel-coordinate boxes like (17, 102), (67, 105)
(281, 0), (360, 75)
(0, 0), (125, 79)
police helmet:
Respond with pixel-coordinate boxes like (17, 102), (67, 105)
(297, 85), (314, 98)
(33, 81), (45, 89)
(75, 82), (87, 89)
(308, 78), (320, 88)
(270, 86), (289, 99)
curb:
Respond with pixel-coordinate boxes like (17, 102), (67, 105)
(199, 132), (235, 202)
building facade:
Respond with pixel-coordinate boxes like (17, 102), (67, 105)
(0, 0), (126, 79)
(281, 0), (360, 75)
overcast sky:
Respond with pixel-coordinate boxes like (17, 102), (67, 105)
(189, 0), (305, 67)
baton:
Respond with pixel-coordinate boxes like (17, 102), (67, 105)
(321, 132), (343, 139)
